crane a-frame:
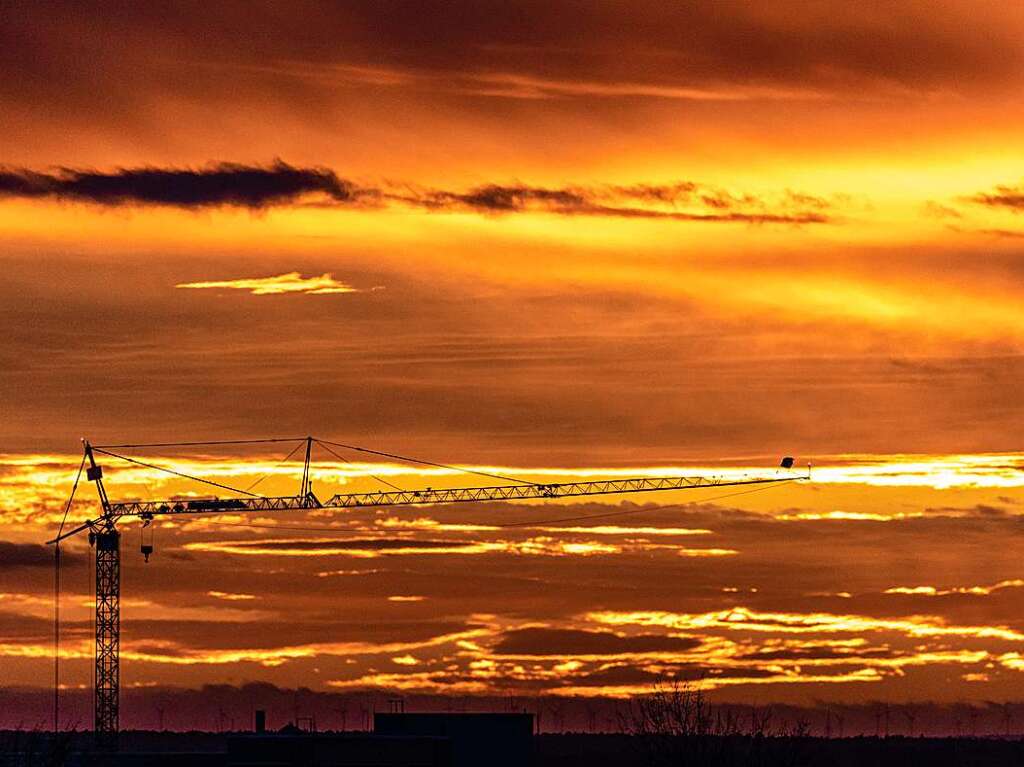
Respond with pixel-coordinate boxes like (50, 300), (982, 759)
(48, 436), (803, 745)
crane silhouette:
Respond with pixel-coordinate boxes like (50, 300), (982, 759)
(48, 435), (804, 746)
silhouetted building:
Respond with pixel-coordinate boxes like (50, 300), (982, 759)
(375, 713), (534, 767)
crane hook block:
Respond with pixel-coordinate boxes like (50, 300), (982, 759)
(141, 544), (153, 562)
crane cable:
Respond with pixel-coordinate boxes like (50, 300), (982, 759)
(54, 450), (87, 734)
(92, 437), (307, 449)
(91, 448), (261, 498)
(315, 438), (535, 486)
(314, 439), (405, 492)
(244, 440), (307, 493)
(95, 436), (531, 493)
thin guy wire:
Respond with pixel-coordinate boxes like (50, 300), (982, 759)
(245, 440), (307, 493)
(92, 437), (307, 449)
(315, 439), (405, 492)
(91, 448), (261, 498)
(316, 438), (535, 486)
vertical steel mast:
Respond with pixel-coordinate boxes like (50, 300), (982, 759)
(300, 436), (313, 500)
(85, 442), (119, 745)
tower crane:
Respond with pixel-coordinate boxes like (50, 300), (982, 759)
(47, 436), (805, 745)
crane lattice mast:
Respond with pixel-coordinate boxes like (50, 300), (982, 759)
(48, 436), (804, 746)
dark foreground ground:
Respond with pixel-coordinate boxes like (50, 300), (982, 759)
(541, 733), (1024, 766)
(4, 731), (1024, 766)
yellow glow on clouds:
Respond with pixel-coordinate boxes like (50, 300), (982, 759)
(883, 580), (1024, 597)
(6, 451), (1024, 509)
(182, 536), (733, 559)
(175, 272), (363, 295)
(588, 607), (1024, 643)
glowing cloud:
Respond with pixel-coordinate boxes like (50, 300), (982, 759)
(207, 590), (258, 601)
(884, 580), (1024, 597)
(588, 607), (1024, 643)
(175, 272), (359, 295)
(536, 525), (712, 536)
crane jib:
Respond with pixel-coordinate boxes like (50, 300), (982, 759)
(96, 474), (795, 520)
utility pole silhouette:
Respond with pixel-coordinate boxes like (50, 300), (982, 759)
(332, 704), (347, 732)
(548, 700), (565, 733)
(903, 708), (916, 738)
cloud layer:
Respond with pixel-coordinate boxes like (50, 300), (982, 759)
(7, 445), (1024, 711)
(0, 162), (832, 224)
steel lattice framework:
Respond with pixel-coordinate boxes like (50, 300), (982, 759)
(93, 529), (120, 742)
(88, 474), (782, 522)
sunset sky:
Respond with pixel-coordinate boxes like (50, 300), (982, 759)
(3, 0), (1024, 732)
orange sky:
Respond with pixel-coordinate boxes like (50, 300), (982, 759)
(2, 0), (1024, 727)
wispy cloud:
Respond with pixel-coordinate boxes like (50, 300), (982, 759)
(398, 182), (831, 224)
(968, 183), (1024, 212)
(589, 607), (1024, 643)
(246, 61), (827, 103)
(884, 579), (1024, 597)
(207, 590), (258, 601)
(175, 272), (360, 296)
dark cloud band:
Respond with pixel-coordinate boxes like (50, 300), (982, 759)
(0, 162), (830, 223)
(0, 541), (82, 568)
(0, 161), (362, 209)
(969, 184), (1024, 212)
